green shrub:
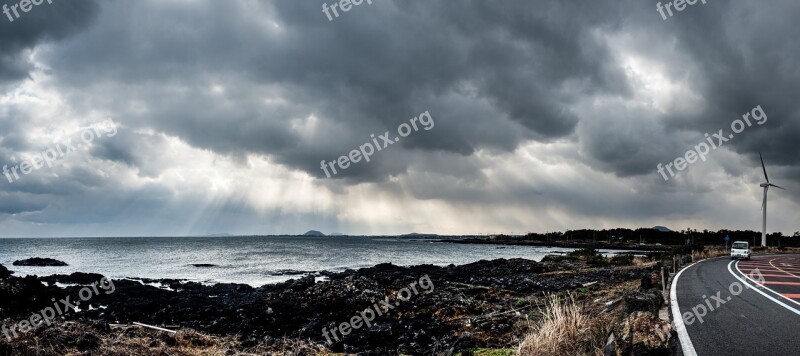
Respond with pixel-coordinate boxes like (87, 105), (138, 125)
(568, 247), (600, 258)
(587, 255), (609, 267)
(568, 247), (610, 267)
(541, 255), (580, 263)
(610, 254), (634, 266)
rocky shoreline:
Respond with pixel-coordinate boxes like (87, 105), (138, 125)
(11, 258), (69, 267)
(440, 238), (672, 252)
(0, 254), (668, 355)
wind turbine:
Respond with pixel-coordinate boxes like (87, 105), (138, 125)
(759, 153), (785, 246)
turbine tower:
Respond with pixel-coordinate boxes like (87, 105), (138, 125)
(759, 153), (785, 246)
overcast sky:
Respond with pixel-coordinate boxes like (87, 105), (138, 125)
(0, 0), (798, 237)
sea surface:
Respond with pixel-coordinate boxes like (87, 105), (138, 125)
(0, 236), (624, 286)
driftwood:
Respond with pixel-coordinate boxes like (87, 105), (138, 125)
(109, 322), (178, 334)
(132, 322), (177, 334)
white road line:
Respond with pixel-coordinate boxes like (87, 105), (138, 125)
(727, 261), (800, 316)
(671, 261), (699, 356)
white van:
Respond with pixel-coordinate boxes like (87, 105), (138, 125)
(731, 241), (751, 260)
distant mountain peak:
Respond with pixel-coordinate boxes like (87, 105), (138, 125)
(652, 226), (672, 232)
(303, 230), (325, 236)
(401, 232), (439, 238)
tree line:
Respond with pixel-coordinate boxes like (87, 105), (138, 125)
(503, 228), (800, 247)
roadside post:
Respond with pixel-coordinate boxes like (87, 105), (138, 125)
(724, 235), (730, 252)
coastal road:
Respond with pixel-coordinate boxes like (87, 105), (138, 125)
(671, 254), (800, 356)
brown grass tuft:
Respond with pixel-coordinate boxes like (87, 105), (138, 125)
(691, 246), (729, 261)
(517, 294), (608, 356)
(0, 322), (331, 356)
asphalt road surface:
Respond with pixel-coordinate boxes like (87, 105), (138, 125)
(671, 254), (800, 356)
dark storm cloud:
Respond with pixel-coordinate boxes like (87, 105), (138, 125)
(1, 0), (799, 235)
(38, 0), (647, 182)
(0, 185), (49, 214)
(88, 127), (173, 177)
(0, 0), (99, 83)
(643, 1), (800, 184)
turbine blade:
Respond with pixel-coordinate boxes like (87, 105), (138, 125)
(760, 152), (769, 182)
(769, 184), (786, 190)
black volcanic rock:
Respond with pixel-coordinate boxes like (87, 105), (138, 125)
(13, 257), (68, 266)
(41, 272), (106, 285)
(0, 263), (12, 279)
(0, 257), (649, 354)
(0, 274), (66, 320)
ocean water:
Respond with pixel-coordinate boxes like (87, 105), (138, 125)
(0, 236), (616, 286)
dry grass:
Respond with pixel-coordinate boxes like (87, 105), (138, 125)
(517, 294), (608, 356)
(691, 245), (729, 261)
(0, 322), (331, 356)
(632, 256), (653, 267)
(752, 246), (800, 254)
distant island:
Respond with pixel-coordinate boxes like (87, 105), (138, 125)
(400, 233), (439, 238)
(298, 231), (440, 238)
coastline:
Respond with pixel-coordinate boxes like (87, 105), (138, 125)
(1, 235), (630, 287)
(438, 237), (672, 252)
(0, 250), (670, 355)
